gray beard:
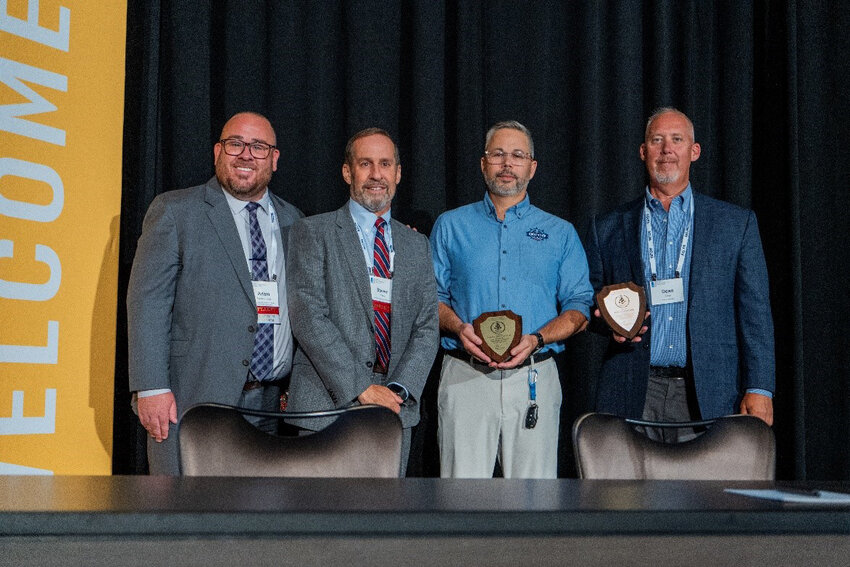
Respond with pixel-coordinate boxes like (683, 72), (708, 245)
(652, 171), (680, 185)
(486, 177), (527, 197)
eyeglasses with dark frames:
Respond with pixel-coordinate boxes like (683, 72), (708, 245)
(219, 138), (276, 159)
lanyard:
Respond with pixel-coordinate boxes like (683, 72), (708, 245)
(644, 195), (693, 281)
(354, 218), (395, 274)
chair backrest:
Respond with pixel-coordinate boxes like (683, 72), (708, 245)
(572, 412), (775, 480)
(178, 403), (402, 477)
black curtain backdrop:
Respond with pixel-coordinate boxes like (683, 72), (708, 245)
(115, 1), (850, 480)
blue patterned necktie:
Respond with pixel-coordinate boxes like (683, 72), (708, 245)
(372, 218), (391, 373)
(245, 202), (273, 381)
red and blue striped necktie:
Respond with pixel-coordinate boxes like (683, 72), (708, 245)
(372, 218), (391, 373)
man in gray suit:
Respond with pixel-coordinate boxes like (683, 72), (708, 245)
(128, 112), (303, 474)
(286, 127), (438, 475)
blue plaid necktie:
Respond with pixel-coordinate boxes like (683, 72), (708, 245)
(372, 218), (391, 373)
(245, 202), (273, 381)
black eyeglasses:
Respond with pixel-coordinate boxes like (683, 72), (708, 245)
(484, 150), (534, 165)
(219, 138), (276, 159)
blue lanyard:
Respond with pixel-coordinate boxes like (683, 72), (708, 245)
(528, 365), (538, 402)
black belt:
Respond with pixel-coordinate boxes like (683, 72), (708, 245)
(445, 349), (554, 368)
(650, 366), (686, 378)
(243, 378), (285, 391)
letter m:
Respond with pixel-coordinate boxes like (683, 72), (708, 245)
(0, 56), (67, 146)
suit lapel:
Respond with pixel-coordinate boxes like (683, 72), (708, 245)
(204, 181), (255, 304)
(270, 193), (290, 256)
(688, 192), (711, 305)
(386, 219), (410, 352)
(623, 198), (645, 283)
(334, 206), (374, 318)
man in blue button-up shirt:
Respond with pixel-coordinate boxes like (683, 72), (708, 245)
(431, 121), (594, 478)
(585, 108), (775, 442)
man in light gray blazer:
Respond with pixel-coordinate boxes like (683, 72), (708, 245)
(286, 128), (438, 475)
(128, 112), (303, 474)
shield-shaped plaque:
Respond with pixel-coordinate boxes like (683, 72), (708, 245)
(596, 282), (647, 339)
(472, 310), (522, 363)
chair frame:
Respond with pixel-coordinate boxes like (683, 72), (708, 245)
(178, 402), (402, 478)
(572, 412), (776, 480)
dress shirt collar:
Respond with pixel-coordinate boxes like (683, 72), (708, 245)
(348, 198), (392, 231)
(482, 191), (531, 221)
(644, 183), (693, 215)
(221, 184), (271, 216)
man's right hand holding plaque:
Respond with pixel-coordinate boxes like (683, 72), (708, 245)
(595, 282), (650, 343)
(471, 310), (523, 364)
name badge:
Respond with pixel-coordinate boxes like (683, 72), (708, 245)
(252, 280), (281, 324)
(370, 275), (392, 313)
(650, 278), (684, 306)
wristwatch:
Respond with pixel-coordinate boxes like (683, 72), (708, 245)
(532, 332), (545, 353)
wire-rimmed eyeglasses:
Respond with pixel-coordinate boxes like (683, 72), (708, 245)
(484, 150), (534, 165)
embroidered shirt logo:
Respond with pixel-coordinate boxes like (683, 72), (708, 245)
(526, 227), (549, 241)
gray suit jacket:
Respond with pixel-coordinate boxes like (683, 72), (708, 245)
(286, 204), (439, 429)
(127, 177), (303, 414)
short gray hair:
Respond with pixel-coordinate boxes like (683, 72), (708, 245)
(645, 107), (695, 141)
(484, 120), (534, 157)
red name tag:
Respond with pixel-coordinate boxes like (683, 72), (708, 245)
(258, 306), (280, 315)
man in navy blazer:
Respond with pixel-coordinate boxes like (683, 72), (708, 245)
(584, 108), (774, 441)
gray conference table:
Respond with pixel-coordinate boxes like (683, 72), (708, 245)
(2, 476), (849, 566)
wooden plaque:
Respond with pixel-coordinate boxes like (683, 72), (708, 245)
(472, 310), (522, 363)
(596, 282), (647, 339)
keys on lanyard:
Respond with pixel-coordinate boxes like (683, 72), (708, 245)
(525, 365), (539, 429)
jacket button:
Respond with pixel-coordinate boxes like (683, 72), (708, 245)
(643, 344), (649, 350)
(248, 325), (255, 332)
(366, 361), (373, 368)
(242, 359), (250, 366)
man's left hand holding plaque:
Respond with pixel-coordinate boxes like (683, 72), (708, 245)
(472, 310), (523, 364)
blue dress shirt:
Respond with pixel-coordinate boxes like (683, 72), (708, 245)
(348, 198), (393, 272)
(640, 185), (693, 368)
(430, 193), (593, 354)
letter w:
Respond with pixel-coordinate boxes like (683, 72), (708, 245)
(0, 56), (67, 146)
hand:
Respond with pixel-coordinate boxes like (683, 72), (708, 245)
(458, 323), (492, 364)
(494, 334), (538, 370)
(358, 384), (403, 414)
(740, 392), (774, 426)
(137, 392), (178, 442)
(595, 308), (650, 343)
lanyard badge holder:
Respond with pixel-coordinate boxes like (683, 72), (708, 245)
(525, 358), (539, 429)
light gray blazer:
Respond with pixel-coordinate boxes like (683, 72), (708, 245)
(286, 204), (439, 429)
(127, 177), (303, 413)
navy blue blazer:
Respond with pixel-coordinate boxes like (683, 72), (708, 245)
(584, 192), (775, 420)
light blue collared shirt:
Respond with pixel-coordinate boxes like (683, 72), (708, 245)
(222, 187), (292, 380)
(431, 192), (593, 354)
(348, 199), (393, 273)
(641, 185), (693, 368)
(639, 185), (771, 397)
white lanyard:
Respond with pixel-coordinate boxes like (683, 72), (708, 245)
(354, 218), (395, 275)
(644, 196), (693, 281)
